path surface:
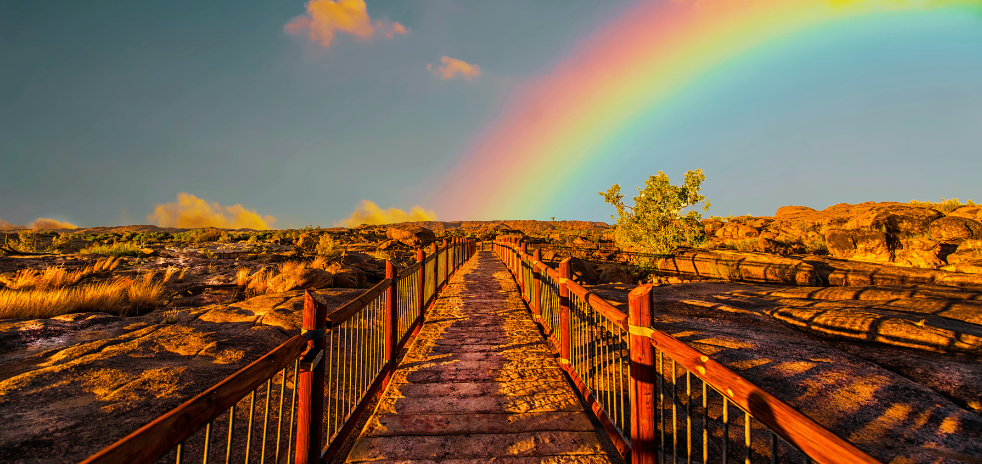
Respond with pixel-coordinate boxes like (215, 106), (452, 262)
(345, 251), (615, 463)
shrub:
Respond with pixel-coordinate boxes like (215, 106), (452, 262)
(315, 235), (344, 263)
(80, 242), (144, 258)
(173, 228), (223, 243)
(600, 170), (710, 257)
(909, 198), (976, 213)
(732, 238), (758, 252)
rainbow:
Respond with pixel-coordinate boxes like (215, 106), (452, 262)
(436, 0), (982, 220)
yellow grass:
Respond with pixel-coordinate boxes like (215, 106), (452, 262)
(236, 268), (251, 287)
(0, 257), (120, 291)
(0, 271), (166, 319)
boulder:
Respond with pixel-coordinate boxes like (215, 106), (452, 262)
(266, 268), (333, 293)
(377, 239), (401, 251)
(567, 257), (599, 285)
(929, 217), (982, 242)
(597, 264), (632, 284)
(893, 237), (943, 269)
(328, 264), (367, 288)
(572, 236), (595, 248)
(715, 223), (759, 240)
(949, 205), (982, 221)
(946, 240), (982, 265)
(775, 205), (817, 218)
(342, 251), (372, 267)
(656, 249), (820, 286)
(386, 225), (436, 247)
(702, 219), (724, 237)
(825, 229), (892, 263)
(843, 204), (942, 237)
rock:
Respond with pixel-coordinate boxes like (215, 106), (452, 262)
(343, 252), (372, 266)
(377, 239), (401, 251)
(949, 205), (982, 221)
(843, 204), (943, 237)
(946, 240), (982, 265)
(715, 223), (759, 240)
(893, 237), (942, 269)
(386, 225), (436, 247)
(941, 260), (982, 274)
(329, 264), (367, 288)
(266, 268), (333, 293)
(775, 205), (817, 218)
(139, 248), (158, 257)
(567, 257), (599, 285)
(702, 219), (724, 237)
(597, 264), (632, 284)
(758, 237), (784, 254)
(656, 249), (820, 286)
(929, 217), (982, 242)
(572, 236), (595, 248)
(825, 229), (892, 263)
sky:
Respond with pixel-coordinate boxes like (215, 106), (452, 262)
(2, 0), (981, 229)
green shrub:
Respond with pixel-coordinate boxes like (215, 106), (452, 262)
(909, 198), (976, 213)
(315, 234), (344, 262)
(80, 242), (144, 257)
(600, 169), (710, 259)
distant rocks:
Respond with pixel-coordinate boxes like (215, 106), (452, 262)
(386, 225), (436, 248)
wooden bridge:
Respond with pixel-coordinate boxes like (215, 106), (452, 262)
(80, 238), (880, 464)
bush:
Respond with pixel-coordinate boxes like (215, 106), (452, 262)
(80, 242), (144, 257)
(909, 198), (976, 213)
(173, 228), (223, 243)
(315, 235), (344, 262)
(600, 170), (710, 257)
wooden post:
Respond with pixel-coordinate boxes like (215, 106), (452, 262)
(417, 248), (425, 314)
(442, 239), (448, 288)
(558, 258), (572, 364)
(295, 290), (327, 464)
(430, 243), (438, 297)
(385, 261), (398, 363)
(629, 284), (657, 464)
(531, 249), (542, 317)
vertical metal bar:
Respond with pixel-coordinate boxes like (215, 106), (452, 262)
(745, 411), (752, 464)
(659, 351), (665, 463)
(672, 359), (678, 463)
(203, 421), (213, 464)
(722, 397), (729, 464)
(687, 370), (692, 464)
(770, 432), (777, 464)
(275, 368), (286, 463)
(175, 441), (183, 464)
(261, 379), (272, 464)
(245, 390), (256, 464)
(702, 381), (708, 464)
(225, 405), (235, 464)
(287, 359), (299, 462)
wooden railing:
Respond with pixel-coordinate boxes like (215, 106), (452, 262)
(81, 238), (477, 464)
(493, 237), (881, 464)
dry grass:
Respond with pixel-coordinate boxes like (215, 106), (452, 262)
(732, 238), (758, 252)
(236, 268), (251, 287)
(245, 268), (276, 295)
(909, 198), (976, 213)
(80, 242), (144, 257)
(0, 271), (166, 319)
(0, 257), (120, 291)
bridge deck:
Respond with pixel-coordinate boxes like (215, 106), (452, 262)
(345, 250), (615, 463)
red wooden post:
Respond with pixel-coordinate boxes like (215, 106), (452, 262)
(629, 284), (657, 464)
(385, 261), (398, 363)
(430, 243), (438, 297)
(531, 249), (542, 317)
(558, 258), (572, 364)
(295, 290), (327, 464)
(442, 239), (449, 288)
(417, 248), (425, 314)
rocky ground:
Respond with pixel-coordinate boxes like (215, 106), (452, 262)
(1, 202), (980, 462)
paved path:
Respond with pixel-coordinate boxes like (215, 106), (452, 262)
(345, 251), (615, 463)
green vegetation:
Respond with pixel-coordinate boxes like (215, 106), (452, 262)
(80, 242), (145, 257)
(600, 169), (710, 256)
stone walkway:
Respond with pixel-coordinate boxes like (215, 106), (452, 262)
(345, 251), (615, 463)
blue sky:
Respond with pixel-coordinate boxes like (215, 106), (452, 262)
(2, 0), (980, 228)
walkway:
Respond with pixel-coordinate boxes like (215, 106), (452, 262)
(345, 251), (615, 463)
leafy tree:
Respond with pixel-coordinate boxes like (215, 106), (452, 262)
(600, 169), (710, 256)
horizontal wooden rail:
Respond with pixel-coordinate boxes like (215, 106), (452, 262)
(326, 279), (391, 326)
(494, 239), (881, 464)
(642, 321), (880, 464)
(80, 335), (307, 464)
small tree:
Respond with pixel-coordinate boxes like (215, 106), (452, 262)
(600, 169), (710, 256)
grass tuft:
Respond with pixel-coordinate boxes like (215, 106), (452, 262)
(80, 242), (144, 258)
(0, 270), (166, 319)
